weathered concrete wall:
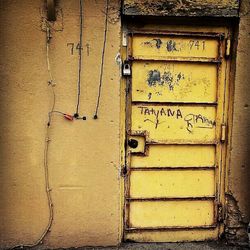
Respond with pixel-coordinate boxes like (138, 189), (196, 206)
(226, 0), (250, 245)
(122, 0), (239, 17)
(0, 0), (121, 248)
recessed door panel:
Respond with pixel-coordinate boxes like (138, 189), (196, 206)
(131, 145), (216, 168)
(131, 104), (217, 142)
(129, 200), (215, 228)
(130, 170), (215, 198)
(132, 61), (217, 103)
(132, 35), (219, 60)
(125, 229), (218, 243)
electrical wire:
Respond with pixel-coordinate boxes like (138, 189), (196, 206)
(11, 1), (109, 248)
(93, 0), (109, 119)
(11, 25), (55, 250)
(74, 0), (83, 118)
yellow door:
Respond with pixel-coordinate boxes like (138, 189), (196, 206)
(124, 27), (231, 242)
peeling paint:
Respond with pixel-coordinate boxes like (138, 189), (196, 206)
(115, 52), (122, 66)
(115, 52), (122, 76)
(225, 193), (249, 245)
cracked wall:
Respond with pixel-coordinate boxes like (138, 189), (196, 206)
(225, 194), (249, 244)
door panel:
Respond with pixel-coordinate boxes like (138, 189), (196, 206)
(129, 200), (215, 228)
(132, 61), (217, 103)
(131, 145), (216, 168)
(130, 169), (215, 198)
(131, 104), (217, 142)
(132, 35), (219, 60)
(126, 229), (218, 243)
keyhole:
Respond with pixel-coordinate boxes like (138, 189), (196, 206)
(128, 139), (138, 149)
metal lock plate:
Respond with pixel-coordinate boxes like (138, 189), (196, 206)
(128, 135), (145, 154)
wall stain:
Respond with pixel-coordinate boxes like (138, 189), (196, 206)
(147, 70), (161, 86)
(225, 193), (249, 245)
(147, 69), (185, 91)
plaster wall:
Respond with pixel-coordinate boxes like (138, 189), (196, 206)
(0, 0), (121, 248)
(226, 0), (250, 243)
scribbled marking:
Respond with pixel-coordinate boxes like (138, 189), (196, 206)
(189, 40), (206, 51)
(137, 106), (215, 132)
(142, 38), (207, 53)
(138, 106), (183, 129)
(153, 39), (162, 49)
(67, 42), (83, 55)
(166, 40), (178, 52)
(144, 119), (165, 129)
(184, 113), (216, 133)
(138, 106), (183, 119)
(143, 38), (162, 49)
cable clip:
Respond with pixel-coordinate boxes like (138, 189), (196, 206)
(48, 80), (56, 87)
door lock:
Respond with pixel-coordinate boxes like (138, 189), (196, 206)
(128, 139), (138, 149)
(123, 60), (131, 76)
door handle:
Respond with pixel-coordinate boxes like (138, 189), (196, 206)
(128, 139), (138, 149)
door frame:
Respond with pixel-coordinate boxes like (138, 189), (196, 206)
(120, 24), (234, 243)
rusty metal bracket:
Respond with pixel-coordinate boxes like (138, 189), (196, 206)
(221, 124), (227, 142)
(47, 0), (56, 21)
(217, 203), (224, 222)
(225, 38), (231, 58)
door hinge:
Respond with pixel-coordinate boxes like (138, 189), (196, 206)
(225, 38), (231, 58)
(122, 31), (127, 47)
(221, 124), (227, 142)
(217, 203), (224, 222)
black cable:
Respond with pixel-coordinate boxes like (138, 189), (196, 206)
(74, 0), (83, 119)
(93, 0), (109, 119)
